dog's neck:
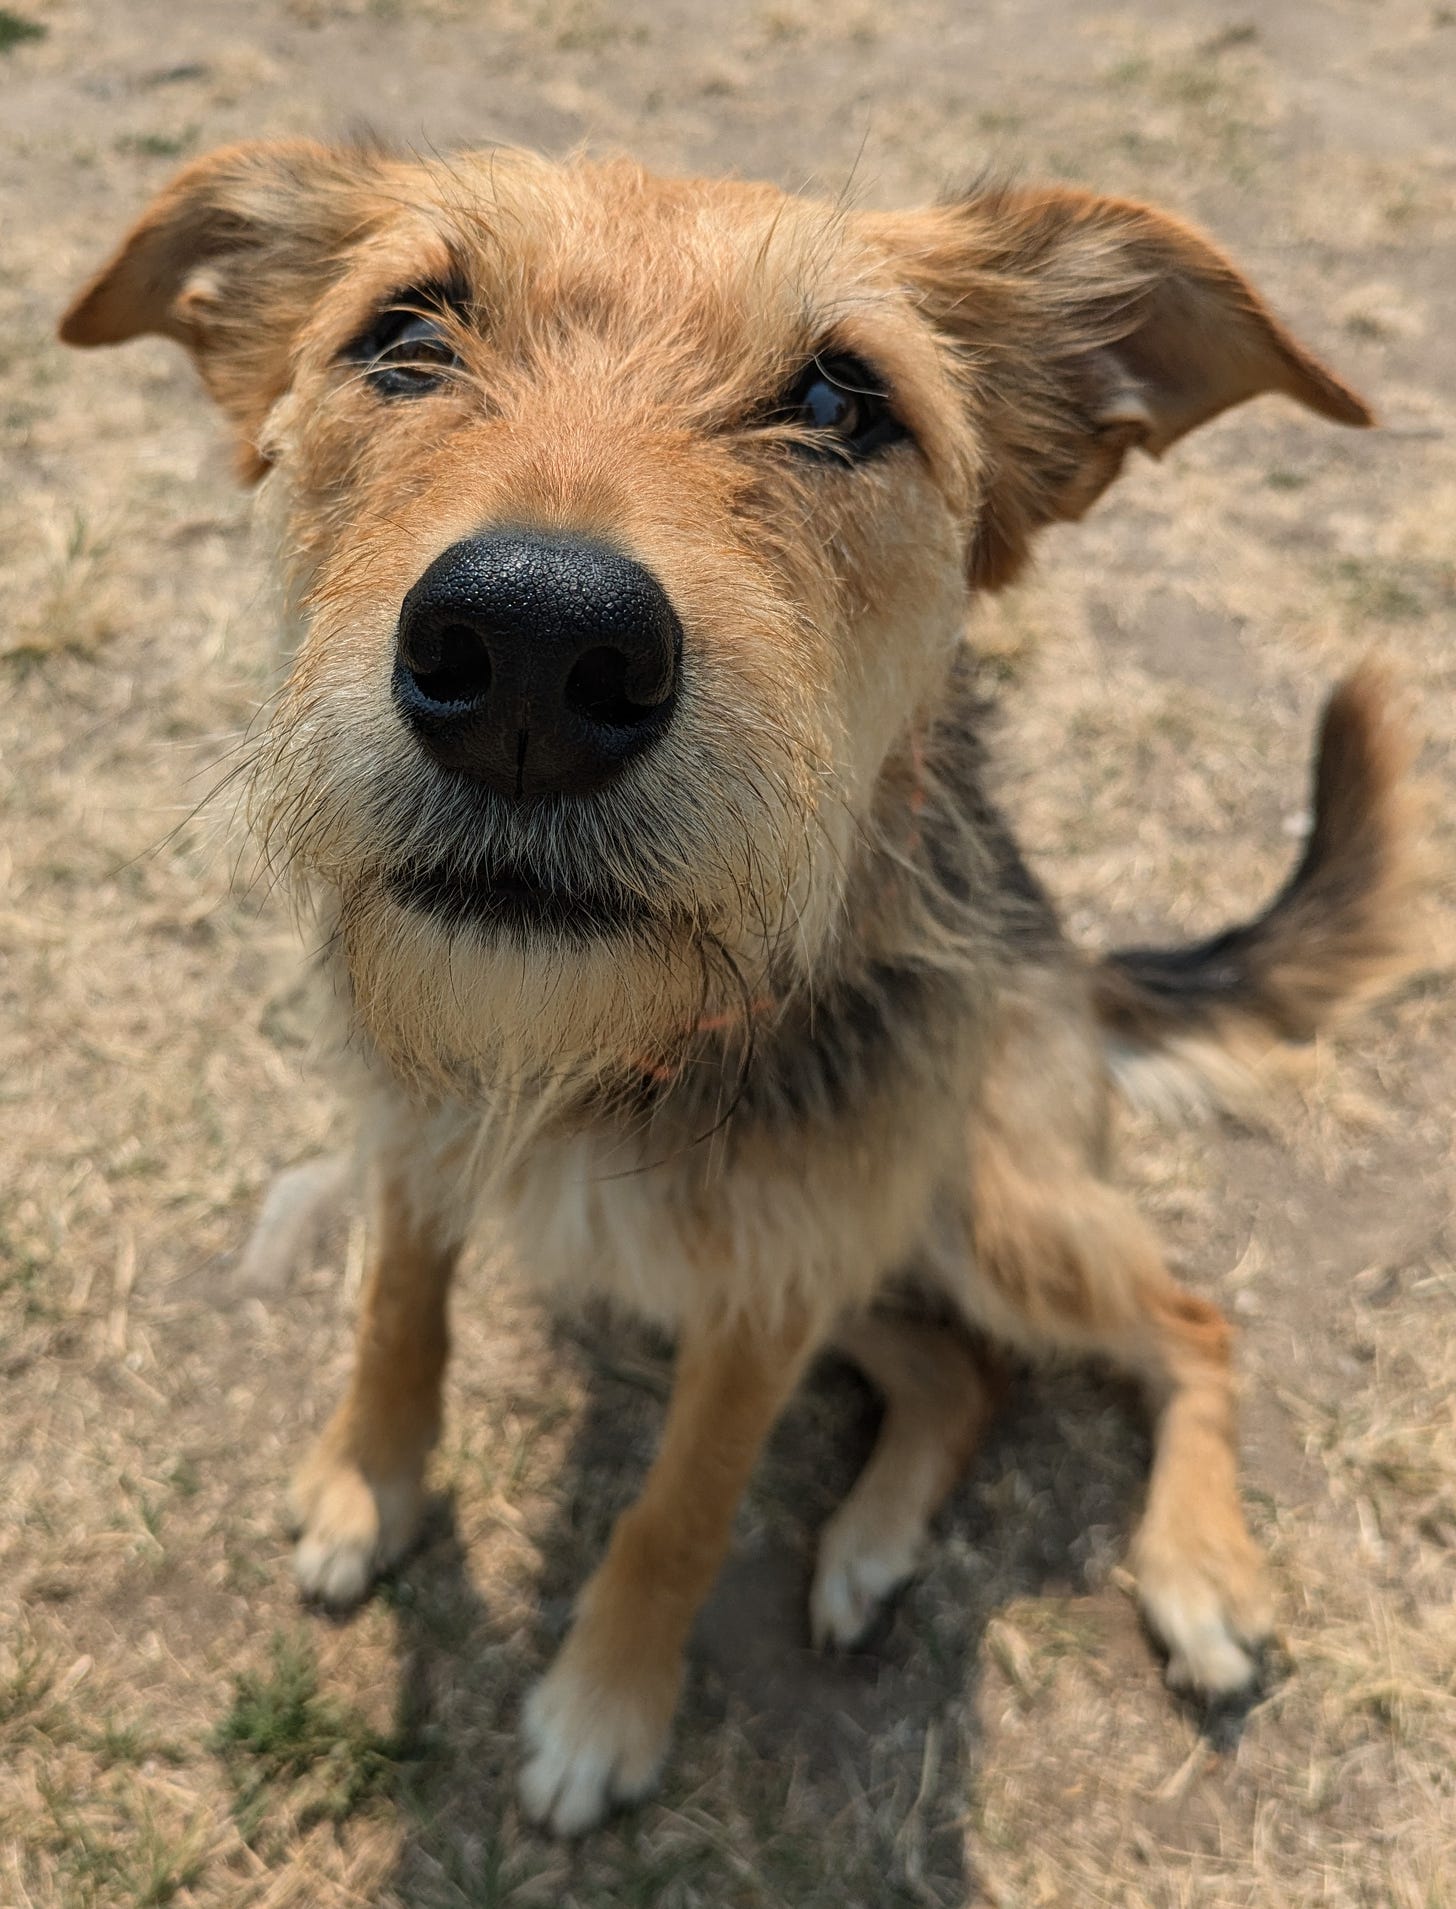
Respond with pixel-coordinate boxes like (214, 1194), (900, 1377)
(581, 653), (1061, 1147)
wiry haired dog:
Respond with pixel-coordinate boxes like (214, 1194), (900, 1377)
(62, 142), (1412, 1836)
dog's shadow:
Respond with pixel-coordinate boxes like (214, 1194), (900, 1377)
(381, 1313), (1153, 1907)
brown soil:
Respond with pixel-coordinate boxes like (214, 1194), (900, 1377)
(3, 2), (1453, 1904)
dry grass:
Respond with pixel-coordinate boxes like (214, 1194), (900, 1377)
(3, 0), (1453, 1903)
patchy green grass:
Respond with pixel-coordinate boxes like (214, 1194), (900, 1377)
(31, 1782), (211, 1909)
(213, 1633), (412, 1840)
(1334, 556), (1431, 623)
(0, 509), (132, 660)
(0, 1641), (59, 1732)
(115, 127), (198, 160)
(0, 7), (45, 53)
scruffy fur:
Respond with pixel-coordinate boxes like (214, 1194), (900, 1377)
(62, 142), (1413, 1837)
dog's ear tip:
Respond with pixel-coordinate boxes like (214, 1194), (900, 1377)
(57, 294), (97, 347)
(1292, 354), (1376, 430)
(1341, 390), (1379, 430)
(58, 310), (105, 349)
(58, 269), (143, 348)
(57, 291), (141, 349)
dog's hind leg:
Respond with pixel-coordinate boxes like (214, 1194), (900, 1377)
(289, 1150), (460, 1608)
(811, 1313), (1002, 1650)
(969, 1135), (1275, 1699)
(1122, 1278), (1275, 1697)
(520, 1307), (817, 1837)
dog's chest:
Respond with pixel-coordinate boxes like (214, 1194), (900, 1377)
(496, 1133), (701, 1324)
(487, 1087), (966, 1329)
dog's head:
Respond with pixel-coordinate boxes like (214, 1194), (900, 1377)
(61, 141), (1370, 1096)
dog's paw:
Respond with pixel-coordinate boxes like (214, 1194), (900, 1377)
(288, 1450), (423, 1609)
(1131, 1522), (1275, 1700)
(518, 1626), (681, 1837)
(810, 1508), (923, 1651)
(237, 1152), (353, 1295)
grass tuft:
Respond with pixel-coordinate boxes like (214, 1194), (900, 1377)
(212, 1633), (411, 1839)
(0, 1642), (58, 1732)
(115, 127), (198, 159)
(1335, 556), (1428, 622)
(0, 7), (45, 52)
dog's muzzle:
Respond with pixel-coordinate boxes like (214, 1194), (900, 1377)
(392, 530), (682, 800)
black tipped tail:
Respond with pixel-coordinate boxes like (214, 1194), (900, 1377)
(1094, 664), (1416, 1099)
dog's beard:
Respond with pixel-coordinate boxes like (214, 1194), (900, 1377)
(250, 689), (848, 1104)
(331, 886), (752, 1102)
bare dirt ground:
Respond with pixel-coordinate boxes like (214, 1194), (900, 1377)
(2, 1), (1453, 1904)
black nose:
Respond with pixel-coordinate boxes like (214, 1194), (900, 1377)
(393, 531), (683, 798)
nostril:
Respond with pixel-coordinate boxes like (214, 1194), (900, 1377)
(565, 645), (672, 728)
(408, 622), (492, 707)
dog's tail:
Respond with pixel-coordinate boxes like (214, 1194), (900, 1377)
(1092, 663), (1417, 1113)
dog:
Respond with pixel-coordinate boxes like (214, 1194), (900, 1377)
(61, 141), (1412, 1837)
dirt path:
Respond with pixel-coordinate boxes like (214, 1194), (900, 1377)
(2, 2), (1452, 1904)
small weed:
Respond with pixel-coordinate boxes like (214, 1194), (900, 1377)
(0, 1237), (63, 1323)
(1335, 557), (1426, 622)
(1384, 184), (1424, 227)
(89, 1716), (188, 1769)
(1265, 468), (1310, 490)
(0, 511), (126, 661)
(0, 1643), (57, 1731)
(140, 60), (210, 85)
(1165, 65), (1224, 106)
(0, 8), (45, 53)
(168, 1455), (202, 1499)
(213, 1633), (410, 1837)
(37, 1779), (209, 1908)
(424, 1813), (544, 1907)
(127, 1482), (166, 1544)
(1202, 21), (1258, 53)
(1343, 310), (1390, 340)
(116, 128), (197, 159)
(221, 1541), (270, 1595)
(1108, 55), (1150, 86)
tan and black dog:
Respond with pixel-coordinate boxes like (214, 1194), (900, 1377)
(62, 143), (1411, 1836)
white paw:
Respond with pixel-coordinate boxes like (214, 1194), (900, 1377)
(288, 1461), (422, 1610)
(237, 1152), (353, 1295)
(518, 1642), (676, 1837)
(1134, 1538), (1275, 1700)
(810, 1513), (924, 1651)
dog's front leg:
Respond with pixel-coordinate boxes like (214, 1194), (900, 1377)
(519, 1306), (817, 1836)
(289, 1150), (459, 1607)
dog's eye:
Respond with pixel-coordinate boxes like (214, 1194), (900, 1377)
(777, 353), (907, 461)
(348, 301), (463, 399)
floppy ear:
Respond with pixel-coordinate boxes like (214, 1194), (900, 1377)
(883, 184), (1374, 588)
(60, 139), (381, 479)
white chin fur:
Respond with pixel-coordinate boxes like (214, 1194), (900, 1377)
(338, 893), (737, 1094)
